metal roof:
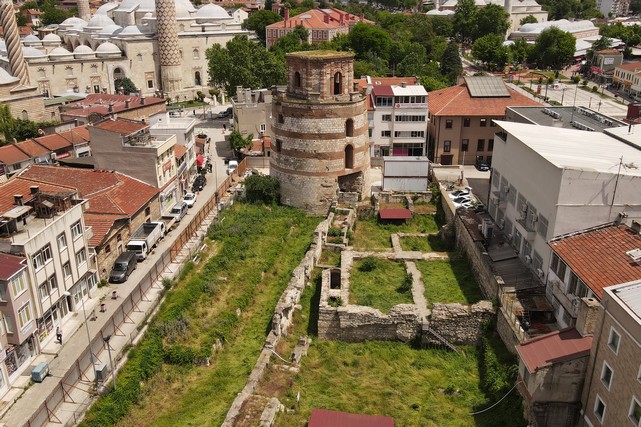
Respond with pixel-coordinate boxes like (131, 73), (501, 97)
(464, 76), (510, 98)
(516, 328), (593, 373)
(390, 85), (427, 96)
(611, 280), (641, 317)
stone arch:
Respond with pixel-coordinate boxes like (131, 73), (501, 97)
(333, 71), (342, 95)
(22, 110), (28, 120)
(345, 118), (354, 137)
(294, 71), (301, 88)
(113, 67), (126, 92)
(344, 144), (354, 169)
(193, 49), (199, 59)
(195, 71), (201, 86)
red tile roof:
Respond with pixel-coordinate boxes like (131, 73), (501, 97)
(615, 61), (641, 72)
(0, 177), (75, 214)
(60, 126), (90, 145)
(0, 144), (30, 165)
(379, 208), (412, 220)
(83, 212), (127, 247)
(92, 118), (148, 136)
(268, 8), (372, 30)
(549, 224), (641, 299)
(63, 94), (166, 118)
(428, 83), (541, 117)
(309, 409), (394, 427)
(20, 165), (158, 216)
(516, 328), (593, 373)
(174, 144), (187, 159)
(372, 86), (394, 97)
(0, 253), (26, 281)
(32, 134), (72, 152)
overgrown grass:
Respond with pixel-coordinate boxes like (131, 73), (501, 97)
(80, 203), (319, 427)
(349, 258), (413, 312)
(318, 249), (341, 267)
(266, 275), (525, 427)
(416, 257), (483, 306)
(399, 234), (448, 252)
(352, 215), (439, 251)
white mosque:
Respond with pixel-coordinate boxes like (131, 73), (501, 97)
(0, 0), (252, 104)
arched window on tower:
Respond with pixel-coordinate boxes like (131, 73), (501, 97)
(22, 110), (28, 120)
(334, 72), (342, 95)
(345, 118), (354, 137)
(193, 49), (200, 60)
(294, 71), (301, 88)
(195, 71), (201, 86)
(345, 144), (354, 169)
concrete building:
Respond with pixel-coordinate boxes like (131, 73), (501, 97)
(580, 280), (641, 427)
(271, 50), (370, 214)
(612, 61), (641, 97)
(232, 87), (273, 140)
(366, 78), (427, 157)
(265, 8), (371, 49)
(19, 165), (160, 279)
(589, 49), (624, 84)
(505, 106), (627, 131)
(437, 0), (548, 33)
(89, 118), (179, 214)
(490, 121), (641, 302)
(0, 177), (97, 374)
(428, 76), (540, 165)
(509, 19), (600, 41)
(597, 0), (631, 17)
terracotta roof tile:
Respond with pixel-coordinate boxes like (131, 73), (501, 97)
(20, 165), (158, 216)
(428, 83), (541, 116)
(33, 134), (72, 151)
(83, 213), (127, 247)
(15, 140), (49, 158)
(615, 61), (641, 72)
(379, 208), (412, 219)
(59, 126), (90, 146)
(92, 118), (148, 136)
(63, 94), (165, 119)
(174, 144), (187, 159)
(0, 144), (30, 165)
(516, 328), (592, 373)
(0, 252), (26, 281)
(549, 224), (641, 299)
(0, 177), (75, 214)
(268, 7), (372, 30)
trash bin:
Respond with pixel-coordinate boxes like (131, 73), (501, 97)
(32, 361), (49, 383)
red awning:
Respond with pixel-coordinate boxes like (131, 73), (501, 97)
(55, 151), (71, 159)
(196, 154), (205, 167)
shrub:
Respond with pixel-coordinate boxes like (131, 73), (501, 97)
(592, 85), (599, 92)
(157, 316), (190, 343)
(244, 175), (280, 204)
(164, 344), (196, 366)
(582, 79), (588, 86)
(397, 273), (413, 293)
(327, 227), (342, 237)
(479, 337), (517, 398)
(572, 75), (580, 84)
(359, 256), (378, 272)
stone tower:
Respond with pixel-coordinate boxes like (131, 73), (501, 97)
(0, 0), (30, 86)
(77, 0), (91, 22)
(155, 0), (182, 96)
(271, 51), (370, 214)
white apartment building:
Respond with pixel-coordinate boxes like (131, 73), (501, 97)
(367, 79), (428, 157)
(612, 61), (641, 97)
(490, 121), (641, 296)
(597, 0), (630, 17)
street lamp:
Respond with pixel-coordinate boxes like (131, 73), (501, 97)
(561, 87), (567, 105)
(103, 335), (116, 391)
(78, 293), (97, 387)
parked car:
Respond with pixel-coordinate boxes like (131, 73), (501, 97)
(475, 157), (490, 171)
(217, 107), (233, 118)
(169, 201), (188, 222)
(452, 196), (471, 208)
(183, 192), (197, 208)
(226, 160), (238, 175)
(192, 175), (207, 192)
(109, 251), (138, 283)
(449, 187), (471, 199)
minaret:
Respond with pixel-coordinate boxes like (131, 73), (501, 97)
(77, 0), (91, 22)
(155, 0), (182, 97)
(0, 0), (30, 86)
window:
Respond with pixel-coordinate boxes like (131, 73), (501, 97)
(382, 114), (392, 122)
(488, 139), (494, 151)
(537, 215), (548, 239)
(344, 145), (354, 169)
(11, 274), (26, 297)
(333, 72), (342, 95)
(601, 362), (613, 389)
(194, 71), (201, 86)
(145, 207), (151, 217)
(193, 49), (200, 59)
(375, 97), (393, 107)
(461, 139), (469, 152)
(550, 253), (559, 273)
(477, 139), (485, 151)
(22, 110), (29, 120)
(63, 262), (72, 278)
(278, 114), (284, 124)
(630, 398), (641, 426)
(394, 131), (425, 138)
(445, 119), (453, 129)
(294, 71), (301, 88)
(480, 118), (487, 127)
(39, 283), (48, 300)
(381, 130), (391, 137)
(57, 233), (67, 251)
(444, 140), (451, 152)
(136, 54), (143, 62)
(32, 244), (52, 270)
(567, 272), (578, 294)
(463, 117), (470, 127)
(147, 79), (154, 89)
(18, 302), (32, 330)
(38, 68), (46, 78)
(76, 249), (87, 266)
(395, 115), (425, 122)
(368, 128), (372, 138)
(274, 139), (282, 153)
(4, 315), (13, 334)
(345, 119), (354, 137)
(608, 328), (621, 354)
(259, 123), (266, 133)
(105, 244), (111, 254)
(594, 395), (606, 422)
(71, 221), (83, 239)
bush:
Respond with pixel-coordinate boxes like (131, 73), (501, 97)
(164, 344), (196, 366)
(244, 175), (280, 204)
(479, 337), (517, 398)
(592, 85), (599, 92)
(397, 273), (413, 293)
(359, 256), (378, 272)
(582, 79), (588, 86)
(327, 227), (342, 237)
(572, 75), (580, 84)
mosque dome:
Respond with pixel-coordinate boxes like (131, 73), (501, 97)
(60, 17), (88, 27)
(0, 40), (6, 53)
(117, 0), (195, 18)
(22, 35), (41, 46)
(95, 41), (122, 57)
(195, 4), (231, 20)
(0, 67), (18, 85)
(73, 44), (95, 58)
(22, 46), (46, 58)
(86, 14), (116, 28)
(119, 25), (150, 36)
(48, 46), (73, 60)
(43, 33), (62, 42)
(99, 24), (123, 35)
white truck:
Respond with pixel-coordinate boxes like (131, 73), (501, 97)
(126, 221), (164, 261)
(226, 160), (238, 175)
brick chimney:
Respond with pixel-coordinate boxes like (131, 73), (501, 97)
(284, 8), (289, 21)
(14, 195), (23, 206)
(324, 14), (329, 24)
(140, 96), (145, 105)
(125, 99), (130, 108)
(29, 186), (39, 195)
(575, 297), (602, 336)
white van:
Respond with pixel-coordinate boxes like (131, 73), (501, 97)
(170, 202), (188, 222)
(226, 160), (238, 175)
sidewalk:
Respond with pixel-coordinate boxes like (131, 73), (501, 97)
(0, 126), (234, 427)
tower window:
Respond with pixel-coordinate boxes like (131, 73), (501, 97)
(334, 72), (342, 95)
(22, 110), (28, 120)
(278, 114), (284, 124)
(193, 49), (200, 59)
(345, 118), (354, 137)
(294, 71), (301, 88)
(344, 144), (354, 169)
(195, 71), (201, 86)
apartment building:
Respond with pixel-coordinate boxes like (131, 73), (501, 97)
(428, 76), (540, 165)
(612, 61), (641, 97)
(0, 177), (97, 373)
(580, 280), (641, 427)
(490, 121), (641, 291)
(89, 118), (179, 213)
(367, 79), (427, 157)
(232, 87), (273, 140)
(597, 0), (631, 17)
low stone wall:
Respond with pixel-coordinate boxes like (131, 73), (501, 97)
(318, 304), (421, 342)
(496, 308), (520, 355)
(424, 301), (495, 346)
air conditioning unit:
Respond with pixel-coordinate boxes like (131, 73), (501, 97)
(536, 268), (544, 279)
(524, 255), (532, 263)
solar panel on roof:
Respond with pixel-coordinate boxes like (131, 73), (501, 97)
(465, 76), (510, 98)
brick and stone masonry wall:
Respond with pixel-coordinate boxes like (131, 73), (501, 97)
(423, 301), (495, 346)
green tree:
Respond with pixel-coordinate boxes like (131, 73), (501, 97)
(228, 130), (253, 157)
(474, 4), (510, 38)
(270, 25), (311, 55)
(419, 75), (448, 92)
(396, 44), (427, 76)
(118, 77), (137, 95)
(354, 51), (388, 77)
(242, 10), (282, 44)
(519, 15), (538, 25)
(531, 27), (576, 69)
(428, 15), (454, 37)
(440, 41), (463, 84)
(41, 7), (74, 26)
(453, 0), (477, 42)
(472, 34), (510, 71)
(509, 37), (532, 66)
(0, 104), (14, 143)
(244, 175), (280, 204)
(349, 22), (392, 60)
(13, 119), (39, 141)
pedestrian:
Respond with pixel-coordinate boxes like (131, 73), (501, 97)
(223, 124), (226, 132)
(56, 326), (62, 345)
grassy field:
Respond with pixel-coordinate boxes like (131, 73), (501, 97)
(352, 215), (439, 251)
(264, 275), (526, 427)
(318, 249), (341, 267)
(349, 258), (413, 312)
(399, 234), (448, 252)
(80, 203), (319, 427)
(416, 257), (484, 305)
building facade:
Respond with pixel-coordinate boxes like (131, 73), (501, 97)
(232, 87), (273, 140)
